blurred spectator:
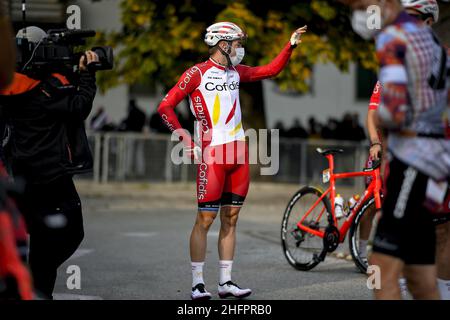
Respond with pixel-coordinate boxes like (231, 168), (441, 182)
(336, 113), (353, 140)
(273, 120), (287, 137)
(118, 99), (147, 177)
(270, 114), (366, 141)
(308, 116), (322, 139)
(321, 118), (339, 140)
(286, 118), (308, 139)
(90, 106), (116, 132)
(119, 99), (146, 132)
(334, 112), (366, 141)
(351, 113), (366, 141)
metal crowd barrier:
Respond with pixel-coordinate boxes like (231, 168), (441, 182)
(84, 132), (369, 189)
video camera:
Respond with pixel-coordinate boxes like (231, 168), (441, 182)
(16, 28), (114, 75)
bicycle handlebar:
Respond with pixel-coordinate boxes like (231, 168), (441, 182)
(370, 158), (381, 170)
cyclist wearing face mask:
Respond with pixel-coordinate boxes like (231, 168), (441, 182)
(342, 0), (450, 300)
(158, 22), (307, 300)
(361, 0), (450, 300)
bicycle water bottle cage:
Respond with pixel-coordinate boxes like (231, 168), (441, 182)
(316, 148), (344, 156)
(363, 158), (381, 172)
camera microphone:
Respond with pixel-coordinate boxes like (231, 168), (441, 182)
(48, 29), (96, 40)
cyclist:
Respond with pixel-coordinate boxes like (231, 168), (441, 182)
(360, 0), (450, 299)
(344, 0), (450, 299)
(358, 81), (383, 265)
(158, 22), (307, 300)
(359, 0), (450, 299)
(401, 0), (450, 300)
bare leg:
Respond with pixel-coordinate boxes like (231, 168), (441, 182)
(218, 206), (241, 260)
(359, 204), (377, 259)
(435, 221), (450, 299)
(404, 265), (440, 300)
(436, 222), (450, 280)
(359, 205), (376, 240)
(190, 211), (217, 262)
(370, 252), (404, 299)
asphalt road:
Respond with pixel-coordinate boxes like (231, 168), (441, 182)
(52, 182), (374, 300)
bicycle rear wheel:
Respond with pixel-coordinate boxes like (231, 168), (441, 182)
(348, 197), (381, 273)
(281, 186), (333, 271)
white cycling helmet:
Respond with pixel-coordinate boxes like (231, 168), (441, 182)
(401, 0), (439, 23)
(204, 22), (246, 47)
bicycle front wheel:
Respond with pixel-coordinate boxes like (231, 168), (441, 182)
(348, 197), (381, 273)
(281, 186), (333, 271)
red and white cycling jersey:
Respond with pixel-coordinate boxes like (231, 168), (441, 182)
(158, 42), (294, 210)
(158, 41), (294, 149)
(368, 81), (382, 111)
(366, 81), (386, 189)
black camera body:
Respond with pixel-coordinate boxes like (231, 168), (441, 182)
(16, 29), (113, 76)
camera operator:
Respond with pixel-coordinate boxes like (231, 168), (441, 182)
(0, 26), (98, 299)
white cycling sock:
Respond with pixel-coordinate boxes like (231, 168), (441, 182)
(359, 240), (368, 258)
(219, 260), (233, 285)
(191, 262), (205, 288)
(437, 278), (450, 300)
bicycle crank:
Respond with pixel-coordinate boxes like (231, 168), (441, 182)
(323, 225), (340, 253)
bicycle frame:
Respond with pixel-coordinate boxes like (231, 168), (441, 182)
(297, 153), (382, 243)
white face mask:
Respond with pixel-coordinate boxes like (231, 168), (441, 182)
(230, 47), (245, 66)
(351, 10), (381, 40)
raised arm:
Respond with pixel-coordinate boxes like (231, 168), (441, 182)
(235, 42), (294, 82)
(236, 26), (307, 82)
(157, 66), (201, 148)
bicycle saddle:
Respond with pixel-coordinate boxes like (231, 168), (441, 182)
(316, 148), (344, 156)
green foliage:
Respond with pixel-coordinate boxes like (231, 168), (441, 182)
(96, 0), (377, 94)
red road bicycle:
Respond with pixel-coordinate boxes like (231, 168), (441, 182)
(281, 148), (382, 272)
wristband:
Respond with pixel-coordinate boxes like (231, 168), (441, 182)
(370, 142), (382, 148)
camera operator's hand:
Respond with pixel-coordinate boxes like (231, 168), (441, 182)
(79, 50), (99, 72)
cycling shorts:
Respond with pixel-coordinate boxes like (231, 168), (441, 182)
(197, 140), (249, 212)
(373, 157), (436, 265)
